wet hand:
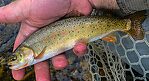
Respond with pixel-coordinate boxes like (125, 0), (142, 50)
(0, 0), (92, 81)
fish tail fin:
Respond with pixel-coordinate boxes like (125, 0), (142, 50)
(125, 11), (146, 40)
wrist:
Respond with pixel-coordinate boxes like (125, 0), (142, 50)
(89, 0), (119, 9)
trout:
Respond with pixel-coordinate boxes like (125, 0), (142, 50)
(7, 16), (144, 70)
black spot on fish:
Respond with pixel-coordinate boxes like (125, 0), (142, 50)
(57, 34), (60, 36)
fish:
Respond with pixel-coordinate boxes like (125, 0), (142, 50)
(7, 16), (144, 70)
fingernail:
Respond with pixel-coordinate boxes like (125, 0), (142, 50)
(52, 55), (68, 70)
(73, 43), (87, 56)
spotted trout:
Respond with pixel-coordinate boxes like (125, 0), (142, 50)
(7, 16), (144, 70)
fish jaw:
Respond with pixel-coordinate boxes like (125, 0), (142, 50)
(26, 43), (75, 67)
(8, 46), (35, 70)
(9, 43), (75, 70)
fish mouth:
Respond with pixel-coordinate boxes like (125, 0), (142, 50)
(7, 53), (22, 70)
(8, 54), (17, 62)
(8, 52), (35, 70)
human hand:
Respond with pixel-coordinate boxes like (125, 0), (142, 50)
(0, 0), (93, 81)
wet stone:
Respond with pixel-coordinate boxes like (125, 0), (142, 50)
(95, 54), (100, 61)
(126, 50), (139, 63)
(90, 57), (96, 65)
(141, 58), (149, 71)
(94, 74), (100, 81)
(0, 24), (5, 32)
(131, 65), (144, 77)
(97, 61), (103, 67)
(99, 69), (105, 76)
(136, 42), (149, 55)
(121, 36), (134, 50)
(3, 0), (11, 5)
(100, 77), (107, 81)
(0, 0), (4, 7)
(125, 71), (133, 81)
(116, 44), (125, 56)
(91, 64), (98, 73)
(84, 55), (89, 60)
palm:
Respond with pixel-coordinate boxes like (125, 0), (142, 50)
(21, 0), (70, 27)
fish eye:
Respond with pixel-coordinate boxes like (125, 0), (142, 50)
(8, 54), (17, 62)
(10, 58), (16, 61)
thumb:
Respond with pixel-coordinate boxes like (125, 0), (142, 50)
(13, 22), (38, 51)
(0, 0), (28, 23)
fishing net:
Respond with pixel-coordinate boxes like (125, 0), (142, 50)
(83, 9), (149, 81)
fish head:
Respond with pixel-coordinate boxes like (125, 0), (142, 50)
(8, 46), (34, 70)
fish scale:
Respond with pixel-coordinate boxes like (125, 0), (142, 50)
(23, 16), (130, 54)
(8, 16), (132, 70)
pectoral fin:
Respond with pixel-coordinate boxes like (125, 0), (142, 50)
(34, 47), (47, 59)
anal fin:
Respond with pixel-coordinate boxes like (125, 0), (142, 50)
(102, 34), (117, 43)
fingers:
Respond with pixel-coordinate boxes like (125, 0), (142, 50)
(0, 0), (28, 23)
(73, 42), (88, 56)
(12, 69), (25, 80)
(13, 22), (38, 51)
(52, 43), (87, 70)
(52, 54), (68, 70)
(34, 61), (50, 81)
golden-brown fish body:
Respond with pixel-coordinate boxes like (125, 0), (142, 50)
(8, 16), (131, 70)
